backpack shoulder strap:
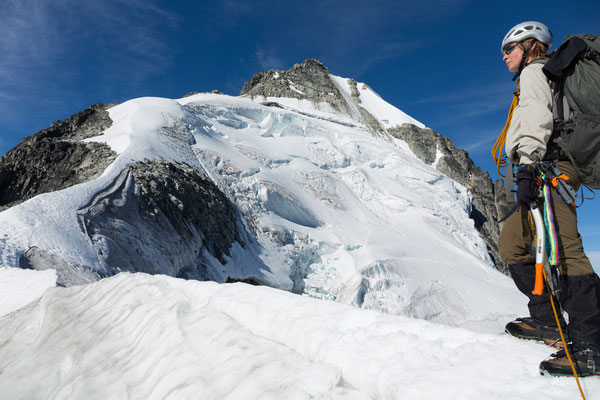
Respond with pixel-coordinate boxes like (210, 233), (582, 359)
(543, 36), (588, 81)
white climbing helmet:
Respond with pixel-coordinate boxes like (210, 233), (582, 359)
(501, 21), (553, 53)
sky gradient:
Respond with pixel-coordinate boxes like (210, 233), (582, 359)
(1, 0), (599, 265)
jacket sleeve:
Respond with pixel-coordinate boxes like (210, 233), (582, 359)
(505, 63), (554, 165)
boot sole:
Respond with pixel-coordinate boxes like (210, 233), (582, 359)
(506, 330), (563, 349)
(540, 368), (600, 377)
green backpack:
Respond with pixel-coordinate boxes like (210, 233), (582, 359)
(543, 34), (600, 189)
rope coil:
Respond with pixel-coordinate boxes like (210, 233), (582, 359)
(492, 82), (520, 177)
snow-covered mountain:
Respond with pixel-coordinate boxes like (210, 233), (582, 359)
(0, 59), (518, 328)
(2, 58), (597, 399)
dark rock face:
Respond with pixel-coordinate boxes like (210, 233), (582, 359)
(389, 124), (439, 164)
(389, 124), (508, 274)
(0, 103), (117, 210)
(77, 160), (245, 280)
(241, 59), (352, 113)
(128, 160), (243, 265)
(240, 59), (385, 135)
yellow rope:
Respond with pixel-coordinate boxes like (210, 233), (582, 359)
(492, 82), (520, 177)
(530, 211), (586, 398)
(544, 271), (587, 399)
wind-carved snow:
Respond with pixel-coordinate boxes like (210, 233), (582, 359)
(0, 272), (595, 400)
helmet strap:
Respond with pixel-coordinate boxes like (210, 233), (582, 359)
(512, 42), (533, 81)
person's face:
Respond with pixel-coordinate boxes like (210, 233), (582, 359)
(502, 42), (523, 73)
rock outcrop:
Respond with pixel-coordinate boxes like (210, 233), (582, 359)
(240, 59), (387, 136)
(78, 160), (246, 281)
(241, 59), (344, 108)
(0, 103), (118, 210)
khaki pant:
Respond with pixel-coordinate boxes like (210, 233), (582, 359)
(498, 161), (594, 277)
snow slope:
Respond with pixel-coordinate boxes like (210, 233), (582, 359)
(0, 271), (597, 400)
(0, 88), (525, 330)
(256, 74), (425, 132)
(330, 75), (425, 130)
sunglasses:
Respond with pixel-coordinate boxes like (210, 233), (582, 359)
(502, 43), (519, 55)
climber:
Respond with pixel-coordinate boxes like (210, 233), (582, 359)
(496, 21), (600, 376)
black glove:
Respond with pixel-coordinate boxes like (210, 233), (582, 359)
(515, 165), (539, 208)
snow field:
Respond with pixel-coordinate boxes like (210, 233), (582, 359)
(0, 271), (598, 400)
(0, 267), (56, 318)
(329, 75), (426, 129)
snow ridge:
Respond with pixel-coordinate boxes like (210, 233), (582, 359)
(0, 272), (594, 400)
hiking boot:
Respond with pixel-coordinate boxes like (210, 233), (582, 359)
(505, 317), (564, 349)
(540, 347), (600, 377)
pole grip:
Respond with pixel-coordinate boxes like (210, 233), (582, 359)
(532, 262), (545, 295)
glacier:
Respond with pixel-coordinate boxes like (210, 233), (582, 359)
(0, 88), (524, 330)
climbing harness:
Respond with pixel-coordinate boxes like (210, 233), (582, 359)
(538, 162), (579, 206)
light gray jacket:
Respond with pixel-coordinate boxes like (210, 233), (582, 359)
(505, 62), (554, 165)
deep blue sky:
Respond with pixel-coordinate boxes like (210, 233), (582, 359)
(1, 0), (599, 265)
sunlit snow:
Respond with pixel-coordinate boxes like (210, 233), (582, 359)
(0, 90), (524, 329)
(1, 271), (598, 399)
(2, 77), (596, 398)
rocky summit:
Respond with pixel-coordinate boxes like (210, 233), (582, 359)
(243, 59), (507, 273)
(241, 59), (341, 106)
(1, 58), (509, 286)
